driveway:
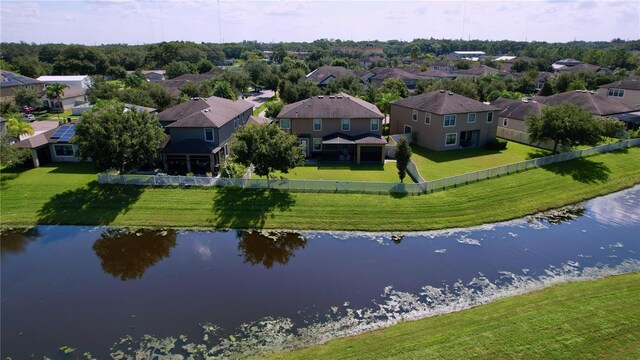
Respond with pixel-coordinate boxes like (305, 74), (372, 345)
(243, 90), (275, 108)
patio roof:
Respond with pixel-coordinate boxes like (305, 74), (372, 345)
(161, 139), (220, 154)
(322, 133), (355, 145)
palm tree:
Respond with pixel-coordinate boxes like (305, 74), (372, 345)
(6, 113), (34, 138)
(46, 82), (69, 119)
(375, 91), (401, 125)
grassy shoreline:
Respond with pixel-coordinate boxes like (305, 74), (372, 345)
(1, 147), (639, 231)
(264, 272), (640, 359)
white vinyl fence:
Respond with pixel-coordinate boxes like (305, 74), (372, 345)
(98, 138), (640, 195)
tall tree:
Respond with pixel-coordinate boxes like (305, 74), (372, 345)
(379, 78), (409, 98)
(13, 86), (41, 108)
(230, 123), (305, 178)
(74, 101), (166, 173)
(45, 82), (69, 116)
(525, 103), (603, 154)
(395, 136), (412, 183)
(375, 91), (401, 121)
(212, 81), (237, 100)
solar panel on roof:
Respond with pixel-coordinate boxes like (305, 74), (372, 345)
(51, 125), (71, 139)
(59, 129), (75, 142)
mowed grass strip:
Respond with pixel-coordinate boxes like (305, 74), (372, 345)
(411, 141), (550, 180)
(264, 273), (640, 360)
(1, 147), (639, 230)
(253, 163), (405, 182)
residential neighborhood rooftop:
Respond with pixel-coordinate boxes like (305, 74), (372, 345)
(277, 92), (383, 119)
(1, 70), (42, 88)
(304, 66), (357, 84)
(392, 90), (500, 114)
(599, 77), (640, 91)
(534, 90), (638, 116)
(492, 98), (544, 120)
(159, 96), (253, 128)
(37, 75), (90, 82)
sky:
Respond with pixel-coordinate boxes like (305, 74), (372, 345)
(1, 0), (639, 45)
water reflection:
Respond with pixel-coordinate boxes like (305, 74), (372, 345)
(0, 227), (39, 258)
(92, 228), (177, 281)
(237, 231), (306, 269)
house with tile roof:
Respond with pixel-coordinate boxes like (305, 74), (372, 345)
(157, 96), (253, 174)
(390, 90), (499, 151)
(276, 93), (386, 164)
(0, 70), (45, 102)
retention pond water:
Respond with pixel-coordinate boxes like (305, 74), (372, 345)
(1, 186), (639, 359)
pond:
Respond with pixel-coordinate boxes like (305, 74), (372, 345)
(1, 186), (639, 359)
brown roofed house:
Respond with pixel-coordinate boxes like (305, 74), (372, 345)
(303, 66), (360, 87)
(597, 76), (640, 108)
(158, 96), (253, 175)
(276, 93), (386, 164)
(390, 90), (500, 151)
(491, 98), (547, 146)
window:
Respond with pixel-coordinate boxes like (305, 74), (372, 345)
(607, 88), (625, 98)
(486, 112), (494, 123)
(313, 118), (322, 131)
(204, 128), (214, 142)
(370, 118), (380, 131)
(445, 132), (458, 146)
(424, 113), (431, 125)
(412, 110), (418, 121)
(313, 138), (322, 151)
(502, 118), (508, 127)
(404, 125), (412, 134)
(280, 118), (291, 129)
(341, 118), (350, 131)
(444, 114), (456, 127)
(54, 144), (74, 157)
(467, 113), (476, 123)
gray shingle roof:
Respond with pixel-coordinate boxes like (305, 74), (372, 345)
(392, 90), (499, 114)
(599, 76), (640, 91)
(14, 128), (57, 149)
(534, 90), (637, 116)
(277, 93), (383, 119)
(492, 98), (544, 121)
(1, 70), (42, 88)
(303, 66), (357, 84)
(161, 139), (219, 154)
(453, 65), (507, 77)
(160, 96), (253, 128)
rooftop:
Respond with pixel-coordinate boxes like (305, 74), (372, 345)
(37, 75), (90, 82)
(1, 70), (42, 88)
(534, 90), (638, 116)
(160, 96), (253, 128)
(277, 93), (383, 119)
(599, 76), (640, 91)
(392, 90), (499, 115)
(492, 98), (544, 121)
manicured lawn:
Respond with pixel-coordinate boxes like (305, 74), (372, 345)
(253, 163), (405, 182)
(412, 140), (550, 180)
(265, 273), (640, 360)
(1, 147), (639, 230)
(33, 108), (80, 121)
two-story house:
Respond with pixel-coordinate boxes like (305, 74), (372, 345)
(390, 90), (499, 151)
(0, 70), (45, 103)
(597, 77), (640, 108)
(276, 93), (386, 164)
(158, 96), (253, 174)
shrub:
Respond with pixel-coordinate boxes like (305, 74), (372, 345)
(486, 138), (508, 150)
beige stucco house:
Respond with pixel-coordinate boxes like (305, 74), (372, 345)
(276, 93), (386, 164)
(597, 77), (640, 108)
(390, 90), (499, 151)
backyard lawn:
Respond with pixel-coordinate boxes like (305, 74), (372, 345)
(252, 162), (405, 183)
(1, 147), (639, 231)
(412, 140), (550, 180)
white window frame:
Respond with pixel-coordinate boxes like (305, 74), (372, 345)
(502, 118), (508, 127)
(424, 113), (431, 125)
(280, 118), (291, 130)
(313, 137), (322, 151)
(412, 110), (418, 121)
(370, 118), (380, 131)
(444, 132), (458, 147)
(341, 118), (350, 131)
(53, 144), (75, 157)
(607, 88), (624, 98)
(443, 114), (456, 127)
(467, 113), (476, 123)
(204, 128), (215, 142)
(313, 118), (322, 131)
(486, 111), (494, 123)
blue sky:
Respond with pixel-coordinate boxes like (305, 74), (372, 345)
(1, 0), (638, 45)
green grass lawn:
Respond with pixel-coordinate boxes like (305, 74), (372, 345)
(264, 272), (640, 360)
(252, 163), (405, 182)
(1, 147), (639, 230)
(33, 108), (80, 121)
(412, 141), (550, 180)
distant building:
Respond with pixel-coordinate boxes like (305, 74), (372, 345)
(303, 66), (361, 87)
(597, 76), (640, 108)
(449, 51), (486, 60)
(0, 70), (45, 102)
(41, 86), (88, 110)
(37, 75), (93, 89)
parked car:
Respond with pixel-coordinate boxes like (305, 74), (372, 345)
(23, 114), (36, 121)
(21, 106), (36, 114)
